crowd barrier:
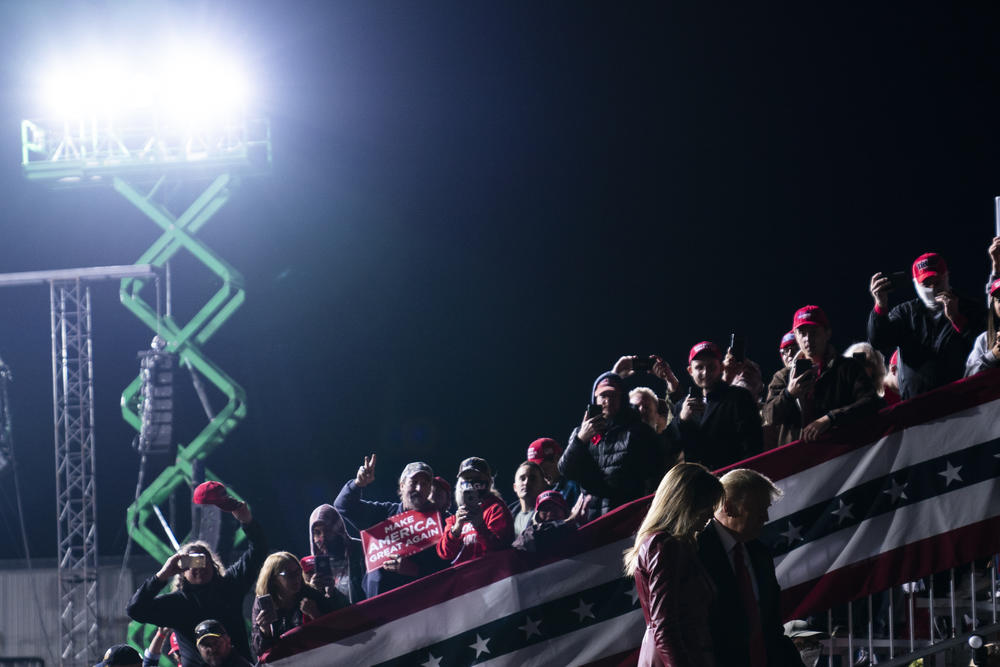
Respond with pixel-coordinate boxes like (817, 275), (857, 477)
(259, 368), (1000, 666)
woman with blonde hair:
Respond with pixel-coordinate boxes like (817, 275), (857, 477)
(624, 462), (723, 666)
(843, 342), (888, 397)
(250, 551), (347, 657)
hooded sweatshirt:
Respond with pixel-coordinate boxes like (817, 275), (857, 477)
(309, 504), (366, 604)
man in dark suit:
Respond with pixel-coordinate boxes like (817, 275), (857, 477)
(698, 468), (804, 667)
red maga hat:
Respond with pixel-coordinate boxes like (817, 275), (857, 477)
(688, 341), (722, 363)
(192, 481), (241, 512)
(535, 489), (569, 514)
(779, 331), (798, 350)
(792, 305), (830, 330)
(912, 252), (947, 283)
(527, 438), (562, 464)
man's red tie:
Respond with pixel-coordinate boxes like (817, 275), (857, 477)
(733, 545), (767, 667)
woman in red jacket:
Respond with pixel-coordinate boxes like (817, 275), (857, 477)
(437, 457), (514, 564)
(623, 463), (724, 667)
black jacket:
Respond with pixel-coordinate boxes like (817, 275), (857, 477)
(127, 520), (267, 667)
(762, 351), (880, 447)
(697, 522), (805, 667)
(559, 408), (663, 523)
(868, 295), (985, 399)
(674, 382), (763, 472)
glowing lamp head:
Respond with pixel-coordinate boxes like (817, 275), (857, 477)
(37, 45), (251, 124)
(160, 47), (250, 123)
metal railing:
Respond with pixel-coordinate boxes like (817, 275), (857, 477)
(812, 557), (999, 665)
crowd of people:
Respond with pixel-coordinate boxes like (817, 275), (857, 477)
(94, 242), (1000, 667)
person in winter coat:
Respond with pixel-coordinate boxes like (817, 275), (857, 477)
(559, 372), (663, 522)
(674, 343), (763, 472)
(762, 306), (879, 446)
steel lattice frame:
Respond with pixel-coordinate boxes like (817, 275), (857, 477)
(50, 280), (99, 665)
(0, 265), (158, 667)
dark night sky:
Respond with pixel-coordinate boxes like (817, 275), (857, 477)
(0, 2), (999, 561)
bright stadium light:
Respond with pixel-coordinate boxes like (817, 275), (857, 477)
(24, 40), (269, 182)
(41, 61), (115, 118)
(158, 46), (250, 123)
(36, 43), (251, 124)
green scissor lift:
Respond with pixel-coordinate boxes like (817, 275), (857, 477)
(22, 115), (271, 662)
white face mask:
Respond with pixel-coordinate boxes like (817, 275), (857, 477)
(913, 275), (949, 310)
(798, 648), (820, 666)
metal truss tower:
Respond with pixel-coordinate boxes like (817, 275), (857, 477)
(51, 279), (98, 667)
(21, 107), (270, 664)
(0, 265), (157, 666)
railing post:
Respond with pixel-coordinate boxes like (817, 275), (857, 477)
(929, 577), (936, 645)
(950, 568), (956, 638)
(992, 556), (997, 625)
(908, 587), (915, 653)
(867, 594), (874, 663)
(970, 567), (977, 632)
(888, 588), (895, 659)
(848, 602), (854, 662)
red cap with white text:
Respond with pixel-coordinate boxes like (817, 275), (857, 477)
(912, 253), (947, 283)
(792, 305), (829, 331)
(688, 341), (722, 363)
(527, 438), (562, 463)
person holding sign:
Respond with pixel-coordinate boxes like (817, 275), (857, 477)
(334, 455), (446, 596)
(437, 457), (514, 564)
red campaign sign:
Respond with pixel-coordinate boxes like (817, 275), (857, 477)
(360, 510), (443, 573)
